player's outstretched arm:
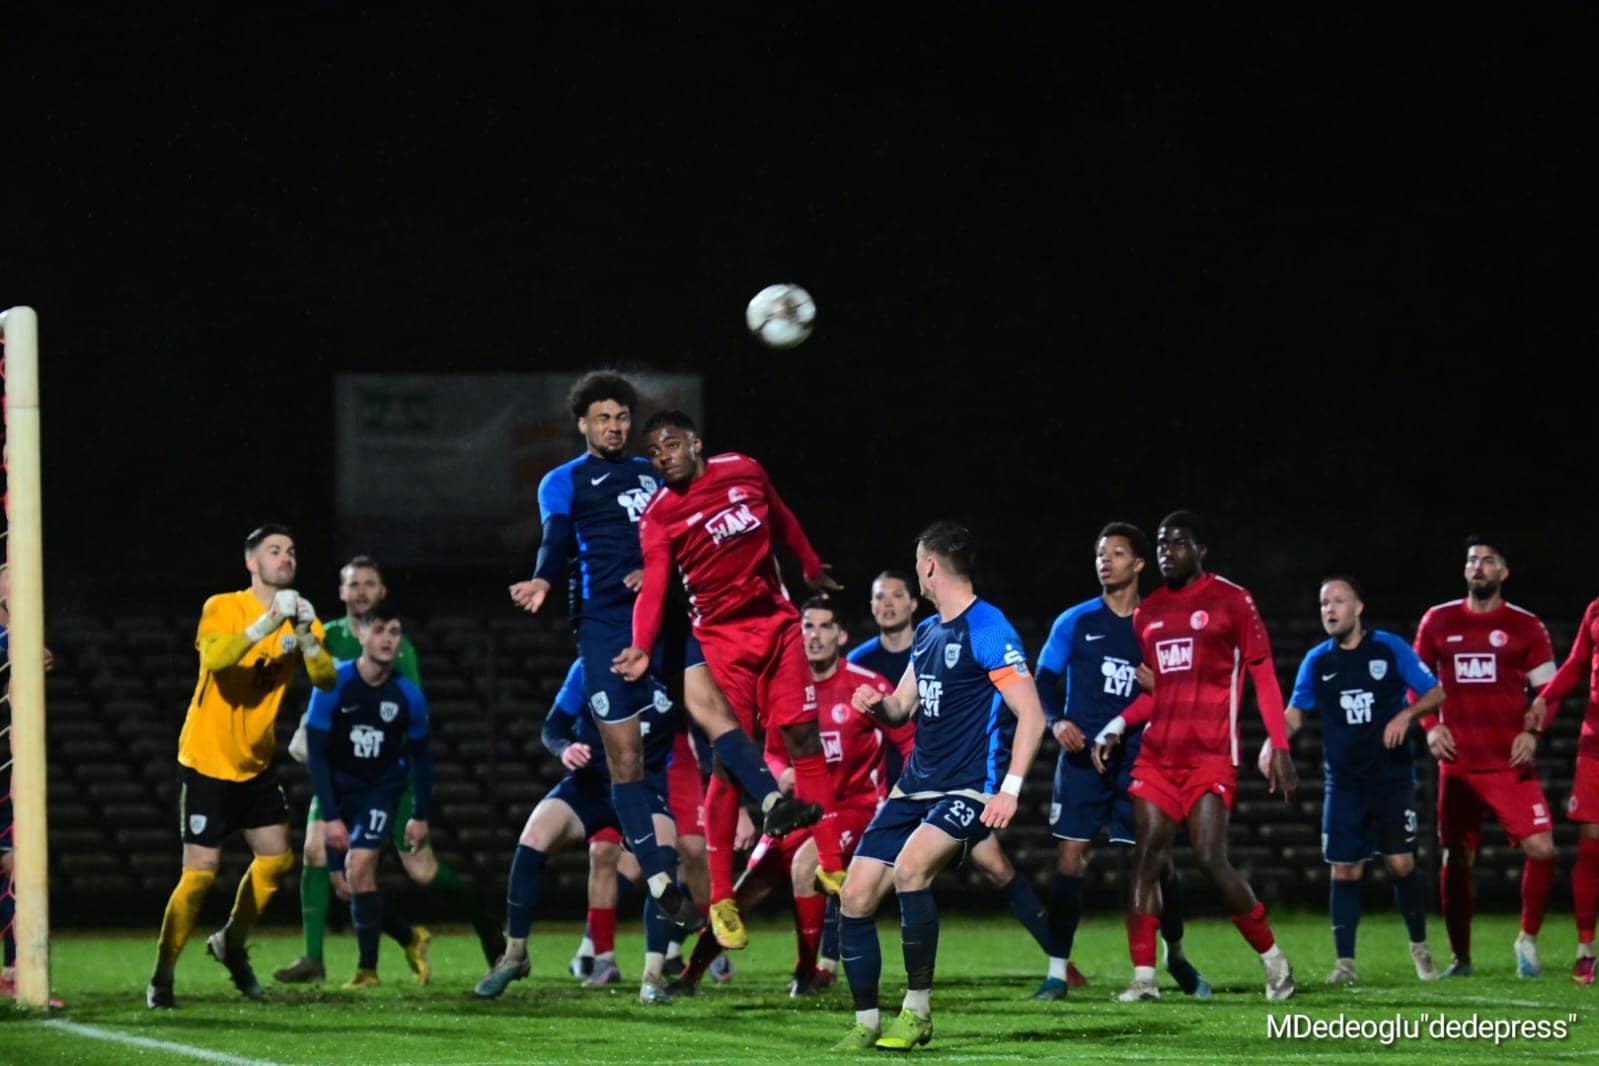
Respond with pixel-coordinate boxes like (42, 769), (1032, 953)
(982, 676), (1046, 828)
(1385, 685), (1444, 749)
(854, 660), (918, 725)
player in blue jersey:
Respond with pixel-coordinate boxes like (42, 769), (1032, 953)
(1265, 576), (1445, 984)
(832, 570), (1065, 1000)
(475, 656), (687, 1004)
(302, 601), (432, 990)
(833, 522), (1046, 1051)
(509, 371), (697, 927)
(509, 372), (800, 939)
(1033, 522), (1209, 1001)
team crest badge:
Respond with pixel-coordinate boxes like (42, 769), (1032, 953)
(652, 688), (672, 713)
(590, 692), (611, 718)
(832, 704), (849, 724)
(1190, 610), (1209, 630)
(1490, 629), (1508, 648)
(188, 814), (208, 836)
(728, 487), (746, 504)
(380, 701), (399, 723)
(945, 643), (961, 669)
(640, 475), (658, 494)
(1368, 660), (1388, 681)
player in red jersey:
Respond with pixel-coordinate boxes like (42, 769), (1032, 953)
(1529, 594), (1599, 983)
(1093, 511), (1297, 1001)
(615, 410), (843, 952)
(669, 597), (912, 997)
(1415, 536), (1557, 978)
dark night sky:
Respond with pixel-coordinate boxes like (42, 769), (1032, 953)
(3, 4), (1596, 626)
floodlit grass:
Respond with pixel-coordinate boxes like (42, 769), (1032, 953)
(1, 913), (1593, 1064)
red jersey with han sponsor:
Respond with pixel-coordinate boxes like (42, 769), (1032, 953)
(632, 453), (825, 652)
(1414, 599), (1555, 770)
(765, 661), (915, 810)
(1131, 573), (1287, 766)
(1538, 597), (1599, 760)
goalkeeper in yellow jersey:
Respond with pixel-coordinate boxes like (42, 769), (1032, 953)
(146, 523), (337, 1009)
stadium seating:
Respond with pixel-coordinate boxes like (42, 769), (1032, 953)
(35, 610), (1585, 927)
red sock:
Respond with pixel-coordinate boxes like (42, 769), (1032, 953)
(1521, 855), (1555, 936)
(1574, 839), (1599, 944)
(1441, 859), (1474, 958)
(588, 907), (617, 956)
(1230, 900), (1276, 954)
(794, 893), (826, 976)
(1126, 911), (1159, 967)
(704, 775), (740, 903)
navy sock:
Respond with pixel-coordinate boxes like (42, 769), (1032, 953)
(842, 913), (881, 1012)
(352, 891), (383, 970)
(820, 894), (842, 961)
(1001, 875), (1051, 955)
(1159, 866), (1187, 945)
(645, 845), (679, 954)
(612, 780), (670, 885)
(899, 888), (940, 992)
(1392, 870), (1427, 943)
(1049, 873), (1084, 960)
(381, 903), (414, 948)
(710, 731), (781, 804)
(1331, 879), (1360, 958)
(506, 845), (547, 939)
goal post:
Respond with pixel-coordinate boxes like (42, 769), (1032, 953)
(0, 305), (50, 1009)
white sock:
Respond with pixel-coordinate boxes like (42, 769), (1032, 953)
(1262, 944), (1284, 963)
(665, 941), (682, 961)
(597, 950), (615, 963)
(818, 958), (837, 973)
(1048, 957), (1068, 981)
(647, 872), (672, 896)
(577, 936), (594, 958)
(1133, 965), (1156, 984)
(856, 1008), (880, 1030)
(644, 952), (664, 980)
(1578, 943), (1596, 959)
(903, 988), (931, 1017)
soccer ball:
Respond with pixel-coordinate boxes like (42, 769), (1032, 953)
(744, 283), (816, 349)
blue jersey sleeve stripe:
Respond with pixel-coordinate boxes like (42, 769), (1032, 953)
(399, 678), (430, 738)
(554, 659), (586, 716)
(1290, 641), (1330, 710)
(1375, 631), (1439, 695)
(536, 457), (581, 524)
(970, 603), (1026, 672)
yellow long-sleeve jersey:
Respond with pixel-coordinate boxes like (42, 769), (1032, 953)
(177, 588), (335, 781)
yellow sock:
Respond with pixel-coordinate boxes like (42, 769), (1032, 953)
(156, 866), (217, 970)
(229, 851), (295, 931)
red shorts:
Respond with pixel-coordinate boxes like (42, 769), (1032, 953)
(589, 826), (623, 847)
(1437, 763), (1553, 847)
(667, 730), (706, 836)
(744, 804), (875, 873)
(695, 613), (815, 733)
(1129, 754), (1238, 823)
(1569, 755), (1599, 823)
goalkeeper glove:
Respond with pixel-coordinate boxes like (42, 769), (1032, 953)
(294, 596), (323, 658)
(288, 721), (309, 763)
(243, 589), (298, 643)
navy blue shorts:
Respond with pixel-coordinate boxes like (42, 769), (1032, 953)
(579, 617), (669, 725)
(1322, 775), (1417, 864)
(1051, 729), (1139, 844)
(856, 794), (992, 866)
(335, 779), (408, 851)
(545, 770), (671, 839)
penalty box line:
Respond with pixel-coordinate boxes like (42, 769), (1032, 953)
(43, 1020), (288, 1066)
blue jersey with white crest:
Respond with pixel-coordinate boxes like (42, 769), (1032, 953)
(1290, 629), (1439, 786)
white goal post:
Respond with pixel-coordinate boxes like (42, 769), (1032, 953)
(0, 305), (50, 1009)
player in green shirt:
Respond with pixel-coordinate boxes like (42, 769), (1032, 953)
(274, 556), (503, 983)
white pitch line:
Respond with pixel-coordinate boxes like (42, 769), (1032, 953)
(43, 1020), (288, 1066)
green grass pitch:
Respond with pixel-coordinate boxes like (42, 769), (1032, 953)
(1, 912), (1594, 1064)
